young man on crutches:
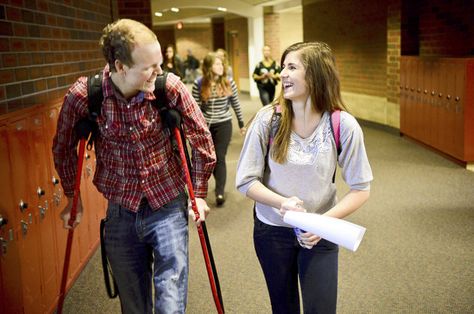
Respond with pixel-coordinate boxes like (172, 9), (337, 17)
(52, 19), (216, 313)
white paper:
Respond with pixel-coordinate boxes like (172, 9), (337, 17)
(283, 211), (366, 252)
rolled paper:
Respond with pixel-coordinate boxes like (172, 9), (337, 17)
(283, 211), (366, 252)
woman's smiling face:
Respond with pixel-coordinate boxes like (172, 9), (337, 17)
(281, 51), (308, 103)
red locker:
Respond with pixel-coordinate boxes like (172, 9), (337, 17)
(0, 122), (24, 314)
(8, 115), (44, 314)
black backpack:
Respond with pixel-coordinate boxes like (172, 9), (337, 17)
(78, 71), (170, 149)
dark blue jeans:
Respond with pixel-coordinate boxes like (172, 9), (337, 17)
(104, 193), (189, 314)
(253, 215), (339, 314)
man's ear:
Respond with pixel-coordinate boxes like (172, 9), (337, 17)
(114, 59), (126, 74)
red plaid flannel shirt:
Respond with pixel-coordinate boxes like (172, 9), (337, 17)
(53, 66), (216, 212)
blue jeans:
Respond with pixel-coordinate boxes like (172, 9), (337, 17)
(253, 215), (339, 314)
(104, 193), (189, 314)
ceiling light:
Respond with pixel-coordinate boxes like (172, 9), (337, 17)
(217, 7), (227, 12)
(154, 12), (163, 17)
(171, 7), (179, 13)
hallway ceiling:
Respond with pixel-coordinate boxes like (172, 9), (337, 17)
(151, 0), (301, 26)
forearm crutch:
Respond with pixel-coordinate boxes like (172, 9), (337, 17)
(165, 110), (224, 314)
(57, 120), (90, 314)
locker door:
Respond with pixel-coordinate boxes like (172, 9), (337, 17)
(43, 106), (81, 299)
(80, 150), (98, 256)
(0, 124), (24, 314)
(437, 60), (450, 153)
(454, 62), (466, 160)
(8, 117), (43, 314)
(434, 60), (446, 150)
(400, 57), (407, 133)
(405, 57), (415, 136)
(413, 58), (423, 139)
(444, 60), (457, 155)
(412, 58), (422, 138)
(28, 111), (60, 313)
(423, 59), (435, 144)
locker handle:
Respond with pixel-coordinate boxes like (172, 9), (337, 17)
(438, 93), (442, 98)
(417, 88), (421, 93)
(424, 90), (428, 94)
(0, 237), (7, 255)
(447, 95), (451, 100)
(410, 87), (414, 91)
(20, 220), (28, 235)
(455, 96), (460, 102)
(431, 91), (435, 96)
(39, 205), (46, 219)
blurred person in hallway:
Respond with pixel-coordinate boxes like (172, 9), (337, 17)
(216, 48), (233, 80)
(184, 48), (200, 83)
(53, 19), (216, 314)
(163, 44), (184, 79)
(236, 42), (373, 313)
(253, 45), (281, 106)
(192, 52), (246, 206)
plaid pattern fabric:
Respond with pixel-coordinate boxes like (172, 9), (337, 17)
(53, 66), (216, 212)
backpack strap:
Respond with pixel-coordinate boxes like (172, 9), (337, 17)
(84, 73), (103, 149)
(153, 72), (168, 112)
(329, 110), (341, 183)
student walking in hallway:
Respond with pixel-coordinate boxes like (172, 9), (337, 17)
(192, 52), (246, 206)
(237, 42), (373, 313)
(52, 19), (216, 314)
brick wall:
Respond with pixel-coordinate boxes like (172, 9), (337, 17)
(418, 0), (474, 57)
(387, 0), (401, 105)
(263, 12), (280, 62)
(117, 0), (151, 28)
(0, 0), (113, 115)
(303, 0), (388, 98)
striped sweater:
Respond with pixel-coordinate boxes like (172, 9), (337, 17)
(192, 78), (245, 128)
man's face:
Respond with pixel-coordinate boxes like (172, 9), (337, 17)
(123, 41), (163, 94)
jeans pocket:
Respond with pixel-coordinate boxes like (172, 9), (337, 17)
(106, 202), (121, 219)
(253, 216), (273, 239)
(161, 192), (187, 214)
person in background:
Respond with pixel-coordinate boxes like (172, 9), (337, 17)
(53, 19), (216, 314)
(192, 52), (246, 206)
(163, 44), (184, 79)
(184, 48), (200, 83)
(216, 48), (233, 81)
(236, 42), (373, 313)
(253, 45), (281, 106)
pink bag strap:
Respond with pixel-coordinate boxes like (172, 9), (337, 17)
(331, 110), (341, 156)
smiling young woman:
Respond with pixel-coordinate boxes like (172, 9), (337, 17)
(236, 42), (373, 313)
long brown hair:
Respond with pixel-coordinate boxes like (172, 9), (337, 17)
(200, 53), (231, 102)
(272, 42), (347, 163)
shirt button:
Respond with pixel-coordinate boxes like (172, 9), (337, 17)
(129, 126), (133, 131)
(141, 180), (145, 184)
(152, 119), (155, 122)
(127, 105), (130, 109)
